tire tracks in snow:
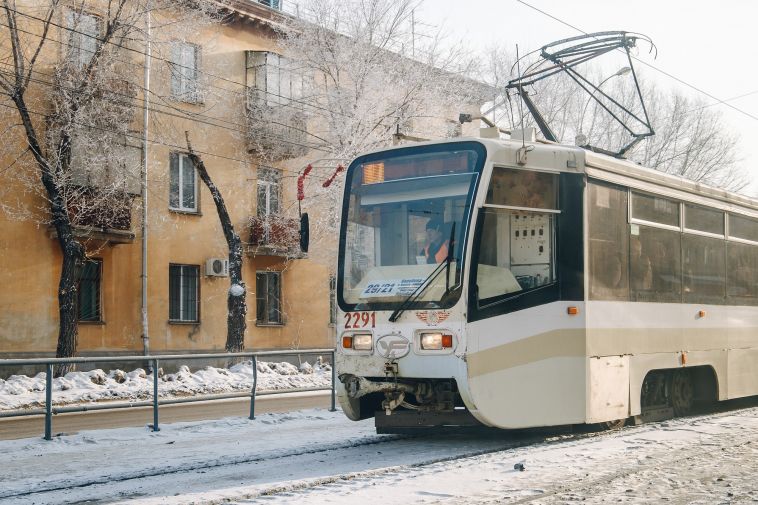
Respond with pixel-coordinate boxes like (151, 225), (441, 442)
(230, 404), (758, 504)
(0, 433), (404, 501)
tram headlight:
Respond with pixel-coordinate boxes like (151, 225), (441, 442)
(351, 333), (373, 351)
(420, 332), (453, 350)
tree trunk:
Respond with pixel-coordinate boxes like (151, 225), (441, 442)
(185, 135), (246, 353)
(11, 93), (83, 376)
(55, 224), (84, 376)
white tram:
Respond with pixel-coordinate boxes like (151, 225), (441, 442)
(335, 133), (758, 432)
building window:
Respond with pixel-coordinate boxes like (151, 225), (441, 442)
(169, 153), (198, 212)
(256, 271), (282, 325)
(246, 51), (303, 106)
(66, 10), (101, 68)
(78, 259), (102, 321)
(169, 264), (199, 322)
(256, 167), (281, 217)
(258, 0), (281, 9)
(170, 42), (200, 102)
(329, 275), (336, 325)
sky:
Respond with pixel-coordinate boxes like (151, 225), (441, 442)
(418, 0), (758, 195)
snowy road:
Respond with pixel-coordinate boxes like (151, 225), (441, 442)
(0, 390), (332, 439)
(1, 400), (757, 504)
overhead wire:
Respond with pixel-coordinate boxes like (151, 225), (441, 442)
(516, 0), (758, 123)
(0, 19), (334, 149)
(0, 8), (412, 159)
(0, 5), (356, 120)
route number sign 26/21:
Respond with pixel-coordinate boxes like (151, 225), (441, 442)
(343, 312), (376, 329)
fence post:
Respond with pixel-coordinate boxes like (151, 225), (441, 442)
(249, 355), (257, 420)
(44, 363), (53, 441)
(151, 359), (160, 431)
(330, 350), (336, 412)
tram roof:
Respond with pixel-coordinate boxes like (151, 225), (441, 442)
(372, 136), (758, 216)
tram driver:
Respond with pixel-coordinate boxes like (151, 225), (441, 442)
(421, 217), (450, 264)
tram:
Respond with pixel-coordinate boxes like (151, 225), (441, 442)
(335, 131), (758, 432)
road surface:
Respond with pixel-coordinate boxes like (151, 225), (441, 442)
(0, 390), (331, 440)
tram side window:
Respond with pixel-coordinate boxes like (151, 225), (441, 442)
(631, 192), (679, 227)
(486, 166), (557, 209)
(630, 226), (681, 303)
(727, 241), (758, 304)
(683, 234), (726, 304)
(588, 182), (629, 300)
(685, 204), (724, 235)
(729, 214), (758, 243)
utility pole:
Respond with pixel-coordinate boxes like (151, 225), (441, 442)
(411, 9), (415, 58)
(141, 1), (152, 358)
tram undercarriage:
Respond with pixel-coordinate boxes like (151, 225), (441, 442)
(339, 374), (481, 433)
(340, 364), (721, 433)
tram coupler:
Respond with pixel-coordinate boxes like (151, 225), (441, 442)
(382, 391), (406, 415)
(340, 374), (414, 399)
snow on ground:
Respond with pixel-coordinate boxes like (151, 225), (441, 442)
(2, 402), (758, 504)
(0, 359), (331, 410)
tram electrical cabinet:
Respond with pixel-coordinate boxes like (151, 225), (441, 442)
(510, 213), (551, 289)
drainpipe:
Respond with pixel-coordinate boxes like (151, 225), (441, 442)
(140, 2), (152, 358)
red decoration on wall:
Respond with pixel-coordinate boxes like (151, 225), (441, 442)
(322, 164), (345, 188)
(297, 164), (312, 201)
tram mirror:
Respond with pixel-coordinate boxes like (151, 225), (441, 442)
(299, 212), (309, 253)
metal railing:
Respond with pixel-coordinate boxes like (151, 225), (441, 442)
(0, 349), (336, 441)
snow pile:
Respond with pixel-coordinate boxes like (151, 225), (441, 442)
(0, 359), (332, 411)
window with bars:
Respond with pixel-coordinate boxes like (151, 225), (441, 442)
(78, 259), (102, 322)
(329, 275), (336, 325)
(169, 153), (198, 212)
(169, 264), (200, 322)
(66, 10), (101, 68)
(256, 167), (281, 218)
(170, 42), (201, 102)
(256, 271), (282, 325)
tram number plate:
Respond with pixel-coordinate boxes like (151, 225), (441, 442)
(344, 312), (376, 329)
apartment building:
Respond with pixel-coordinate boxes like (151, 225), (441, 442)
(0, 0), (482, 357)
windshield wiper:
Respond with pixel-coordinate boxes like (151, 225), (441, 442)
(388, 223), (457, 323)
(445, 222), (455, 294)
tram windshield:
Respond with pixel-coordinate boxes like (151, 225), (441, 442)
(339, 142), (485, 309)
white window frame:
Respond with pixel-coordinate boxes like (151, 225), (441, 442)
(170, 42), (201, 103)
(169, 153), (198, 213)
(257, 168), (281, 217)
(256, 271), (283, 325)
(246, 51), (303, 107)
(66, 9), (101, 69)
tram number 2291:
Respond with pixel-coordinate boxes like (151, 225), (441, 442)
(344, 312), (376, 329)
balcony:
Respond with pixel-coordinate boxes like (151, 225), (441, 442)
(247, 215), (304, 259)
(50, 187), (136, 244)
(246, 94), (309, 160)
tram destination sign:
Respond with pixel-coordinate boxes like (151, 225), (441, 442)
(360, 278), (424, 298)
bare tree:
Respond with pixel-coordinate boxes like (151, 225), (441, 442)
(481, 45), (747, 192)
(259, 0), (485, 262)
(0, 0), (220, 372)
(185, 132), (246, 353)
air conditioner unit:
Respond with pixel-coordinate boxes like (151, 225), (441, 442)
(205, 258), (229, 277)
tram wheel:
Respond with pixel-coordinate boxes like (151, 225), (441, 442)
(599, 418), (627, 430)
(671, 369), (694, 416)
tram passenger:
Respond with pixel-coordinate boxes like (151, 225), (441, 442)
(630, 236), (652, 291)
(421, 217), (449, 264)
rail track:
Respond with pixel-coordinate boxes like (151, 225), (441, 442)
(4, 398), (757, 504)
